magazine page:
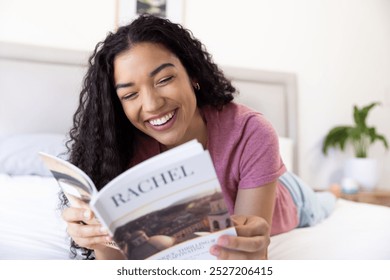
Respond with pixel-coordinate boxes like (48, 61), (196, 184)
(90, 149), (237, 260)
(90, 140), (204, 225)
(39, 140), (201, 203)
(39, 152), (120, 250)
(119, 139), (204, 180)
(39, 152), (97, 204)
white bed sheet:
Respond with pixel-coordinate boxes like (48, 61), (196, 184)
(269, 199), (390, 259)
(0, 174), (71, 259)
(1, 174), (390, 260)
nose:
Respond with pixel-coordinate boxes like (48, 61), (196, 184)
(141, 88), (164, 113)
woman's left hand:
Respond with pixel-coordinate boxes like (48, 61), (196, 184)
(209, 215), (270, 260)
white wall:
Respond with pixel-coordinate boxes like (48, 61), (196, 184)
(0, 0), (115, 50)
(184, 0), (390, 189)
(1, 0), (389, 189)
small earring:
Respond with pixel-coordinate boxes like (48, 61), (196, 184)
(194, 83), (200, 91)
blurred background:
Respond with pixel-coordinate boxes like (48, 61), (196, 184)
(0, 0), (389, 189)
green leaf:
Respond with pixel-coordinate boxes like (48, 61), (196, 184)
(322, 101), (389, 157)
(353, 102), (380, 128)
(368, 127), (377, 143)
(322, 126), (351, 155)
(348, 127), (362, 141)
(374, 133), (389, 149)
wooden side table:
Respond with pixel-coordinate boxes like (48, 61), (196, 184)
(341, 189), (390, 207)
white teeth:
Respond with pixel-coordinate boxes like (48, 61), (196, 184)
(149, 111), (175, 126)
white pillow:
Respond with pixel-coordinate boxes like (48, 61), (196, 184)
(0, 133), (68, 176)
(278, 137), (294, 172)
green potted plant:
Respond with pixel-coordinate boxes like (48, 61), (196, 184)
(322, 102), (389, 190)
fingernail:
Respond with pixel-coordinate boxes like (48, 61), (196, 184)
(106, 236), (112, 241)
(217, 236), (229, 246)
(100, 227), (108, 234)
(210, 245), (220, 256)
(83, 210), (91, 220)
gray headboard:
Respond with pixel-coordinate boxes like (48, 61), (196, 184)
(223, 66), (298, 172)
(0, 42), (88, 135)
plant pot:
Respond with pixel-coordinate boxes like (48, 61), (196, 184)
(344, 158), (379, 191)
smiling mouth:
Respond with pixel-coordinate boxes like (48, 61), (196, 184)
(148, 110), (176, 126)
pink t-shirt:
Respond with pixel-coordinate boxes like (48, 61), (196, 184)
(131, 102), (298, 235)
(202, 103), (298, 235)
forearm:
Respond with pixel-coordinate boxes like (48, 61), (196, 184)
(232, 181), (277, 259)
(234, 180), (277, 226)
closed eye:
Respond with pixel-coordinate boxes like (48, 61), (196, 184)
(122, 92), (138, 101)
(157, 76), (174, 86)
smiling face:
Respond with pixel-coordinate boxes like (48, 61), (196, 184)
(114, 42), (206, 149)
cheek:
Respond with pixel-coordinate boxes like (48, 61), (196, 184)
(185, 90), (197, 112)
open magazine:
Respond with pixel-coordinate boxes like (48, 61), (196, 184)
(39, 140), (236, 260)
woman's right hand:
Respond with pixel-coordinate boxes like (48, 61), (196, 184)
(62, 206), (111, 250)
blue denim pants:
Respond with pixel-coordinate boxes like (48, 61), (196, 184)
(278, 171), (336, 228)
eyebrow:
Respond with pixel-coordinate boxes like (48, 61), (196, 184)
(115, 82), (134, 90)
(115, 63), (175, 90)
(149, 63), (174, 77)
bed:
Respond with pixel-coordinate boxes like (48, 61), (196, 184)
(1, 42), (390, 260)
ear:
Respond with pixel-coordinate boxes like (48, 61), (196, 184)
(191, 80), (200, 91)
(191, 79), (198, 87)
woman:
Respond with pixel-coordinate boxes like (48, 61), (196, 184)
(62, 14), (335, 260)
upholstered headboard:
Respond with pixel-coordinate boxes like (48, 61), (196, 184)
(0, 42), (298, 171)
(0, 42), (88, 135)
(223, 66), (298, 172)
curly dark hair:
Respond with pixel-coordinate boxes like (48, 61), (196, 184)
(64, 14), (236, 259)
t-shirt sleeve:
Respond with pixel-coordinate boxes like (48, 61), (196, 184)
(237, 113), (286, 189)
